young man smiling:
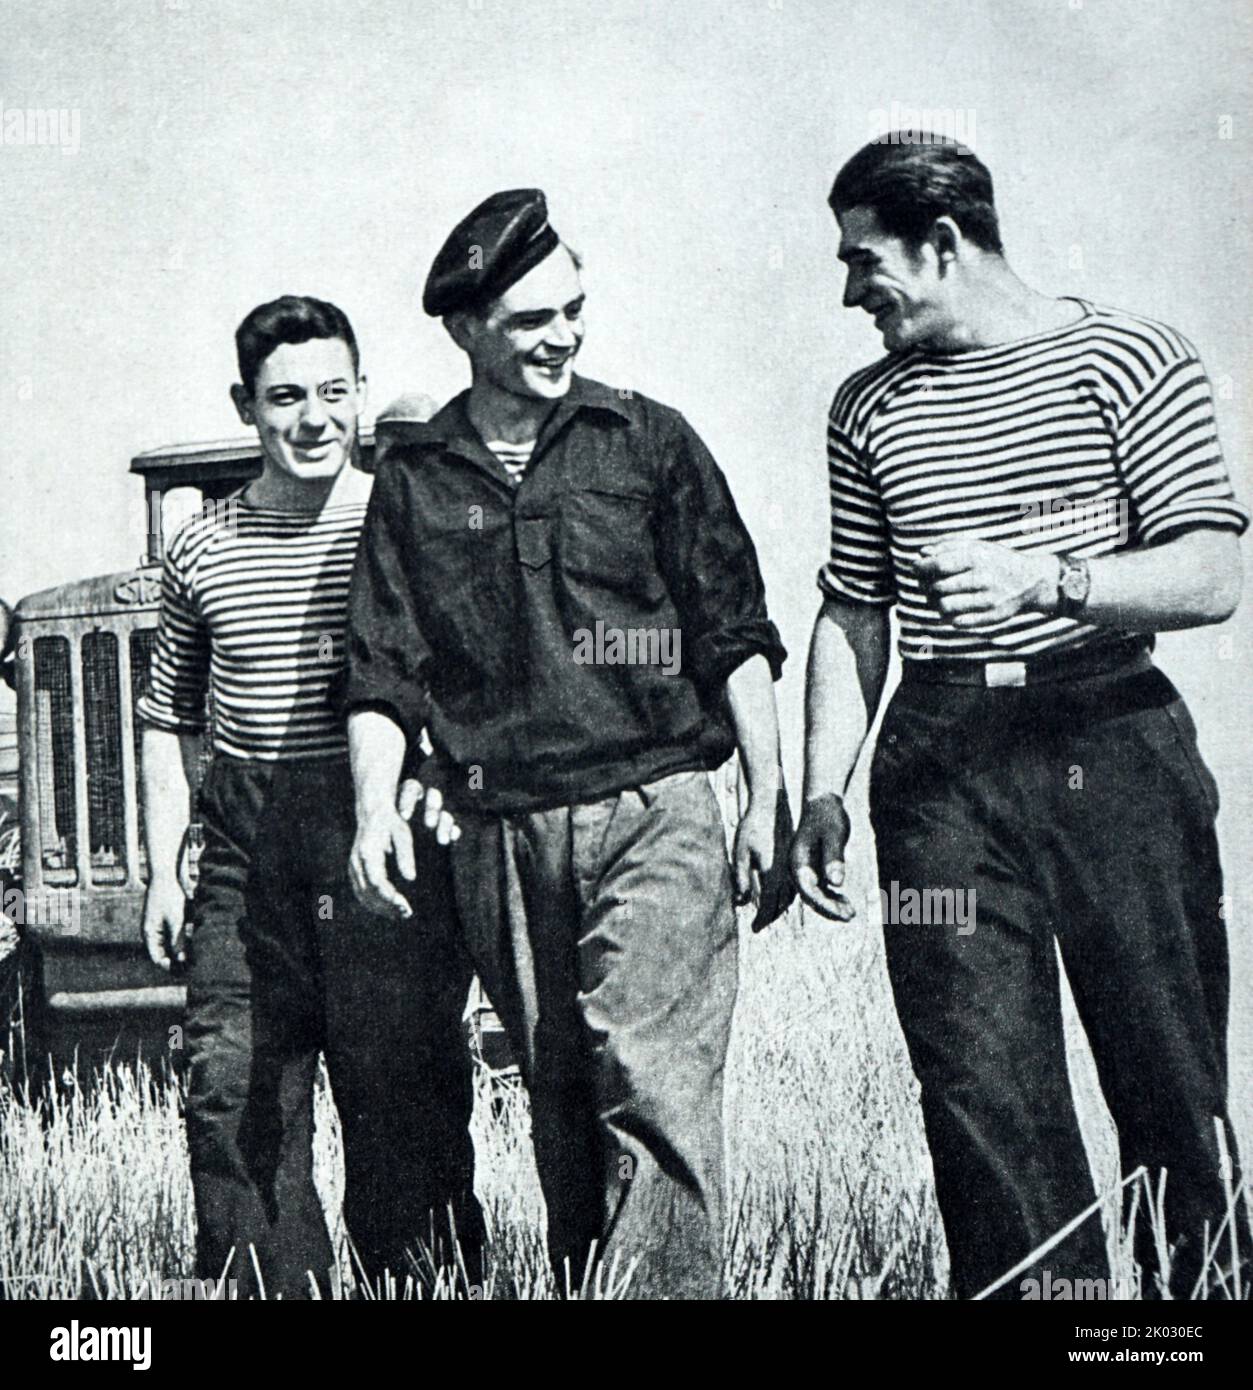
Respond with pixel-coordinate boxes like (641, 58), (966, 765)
(792, 137), (1247, 1299)
(138, 296), (482, 1298)
(340, 189), (793, 1298)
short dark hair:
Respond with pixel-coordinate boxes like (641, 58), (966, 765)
(829, 136), (1004, 255)
(234, 295), (360, 395)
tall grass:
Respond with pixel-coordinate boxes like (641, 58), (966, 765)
(0, 813), (20, 875)
(1, 894), (1248, 1298)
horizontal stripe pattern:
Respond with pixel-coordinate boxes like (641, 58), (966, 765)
(819, 300), (1248, 659)
(485, 438), (535, 486)
(136, 498), (368, 760)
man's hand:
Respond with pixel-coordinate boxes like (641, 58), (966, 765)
(733, 786), (797, 932)
(396, 778), (461, 845)
(915, 539), (1059, 628)
(350, 780), (462, 921)
(790, 792), (855, 922)
(349, 805), (417, 920)
(142, 877), (189, 971)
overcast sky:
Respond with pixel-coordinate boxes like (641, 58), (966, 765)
(3, 0), (1249, 787)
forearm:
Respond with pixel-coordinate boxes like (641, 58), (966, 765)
(140, 726), (193, 885)
(803, 599), (890, 801)
(348, 707), (407, 819)
(1081, 529), (1242, 631)
(724, 654), (782, 800)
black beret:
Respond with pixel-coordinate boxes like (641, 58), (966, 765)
(423, 189), (560, 318)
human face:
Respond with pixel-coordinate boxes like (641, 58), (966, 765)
(463, 246), (585, 401)
(836, 206), (950, 352)
(233, 338), (364, 485)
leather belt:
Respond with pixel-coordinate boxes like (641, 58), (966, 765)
(901, 637), (1153, 688)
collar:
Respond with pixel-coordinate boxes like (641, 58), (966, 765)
(405, 374), (635, 465)
(560, 374), (636, 423)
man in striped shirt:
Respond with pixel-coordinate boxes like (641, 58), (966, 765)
(792, 137), (1247, 1298)
(137, 296), (483, 1297)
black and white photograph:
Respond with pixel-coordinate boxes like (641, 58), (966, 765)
(0, 0), (1248, 1355)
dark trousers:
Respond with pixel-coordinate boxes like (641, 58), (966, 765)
(870, 659), (1242, 1300)
(185, 755), (483, 1298)
(450, 770), (738, 1299)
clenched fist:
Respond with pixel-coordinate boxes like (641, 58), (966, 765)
(915, 539), (1060, 629)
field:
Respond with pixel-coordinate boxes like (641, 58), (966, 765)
(3, 867), (1248, 1300)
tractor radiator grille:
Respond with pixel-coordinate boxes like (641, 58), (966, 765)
(82, 631), (127, 884)
(129, 628), (158, 880)
(32, 636), (77, 884)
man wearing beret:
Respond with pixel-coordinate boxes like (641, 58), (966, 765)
(339, 189), (793, 1298)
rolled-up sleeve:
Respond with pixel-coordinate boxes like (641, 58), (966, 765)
(1113, 349), (1249, 546)
(655, 414), (786, 690)
(136, 528), (210, 734)
(817, 414), (897, 606)
(336, 454), (433, 746)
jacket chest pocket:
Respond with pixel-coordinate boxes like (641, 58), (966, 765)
(515, 514), (554, 571)
(560, 485), (665, 604)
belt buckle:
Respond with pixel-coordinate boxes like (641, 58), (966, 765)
(985, 660), (1027, 688)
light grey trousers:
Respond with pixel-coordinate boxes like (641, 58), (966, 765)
(450, 769), (739, 1299)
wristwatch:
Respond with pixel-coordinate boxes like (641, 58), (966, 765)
(1056, 554), (1091, 619)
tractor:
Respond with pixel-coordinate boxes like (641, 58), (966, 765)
(0, 412), (517, 1091)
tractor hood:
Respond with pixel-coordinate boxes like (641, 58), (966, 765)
(15, 567), (160, 624)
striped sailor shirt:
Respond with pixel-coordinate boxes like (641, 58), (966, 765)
(819, 298), (1248, 659)
(137, 490), (369, 760)
(482, 437), (536, 486)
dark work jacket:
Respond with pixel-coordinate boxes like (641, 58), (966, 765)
(338, 374), (786, 812)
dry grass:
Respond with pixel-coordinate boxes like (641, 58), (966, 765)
(1, 890), (1248, 1299)
(0, 817), (20, 876)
